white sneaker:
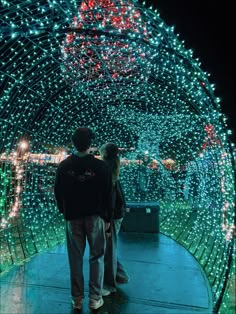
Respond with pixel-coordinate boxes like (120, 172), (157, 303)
(102, 288), (111, 296)
(89, 297), (104, 310)
(72, 297), (83, 310)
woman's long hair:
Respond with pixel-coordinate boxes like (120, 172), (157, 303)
(100, 142), (120, 185)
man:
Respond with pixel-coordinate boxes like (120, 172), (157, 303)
(54, 127), (113, 310)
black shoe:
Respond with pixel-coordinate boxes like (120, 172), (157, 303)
(116, 275), (130, 284)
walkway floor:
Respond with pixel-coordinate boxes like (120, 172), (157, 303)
(0, 232), (213, 314)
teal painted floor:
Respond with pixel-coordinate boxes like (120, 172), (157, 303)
(0, 232), (213, 314)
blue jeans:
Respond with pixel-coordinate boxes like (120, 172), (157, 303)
(66, 215), (106, 301)
(104, 218), (129, 291)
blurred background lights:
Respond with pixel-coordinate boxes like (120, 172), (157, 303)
(18, 140), (29, 151)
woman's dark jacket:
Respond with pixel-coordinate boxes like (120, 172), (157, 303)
(112, 180), (126, 219)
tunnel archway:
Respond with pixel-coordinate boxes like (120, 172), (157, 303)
(0, 1), (235, 313)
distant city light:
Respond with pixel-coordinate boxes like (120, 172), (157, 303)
(18, 140), (29, 150)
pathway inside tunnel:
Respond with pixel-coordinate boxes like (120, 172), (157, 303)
(0, 232), (213, 314)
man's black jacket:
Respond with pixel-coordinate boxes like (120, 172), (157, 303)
(54, 154), (113, 222)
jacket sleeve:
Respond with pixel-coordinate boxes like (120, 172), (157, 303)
(117, 180), (126, 208)
(113, 180), (126, 219)
(101, 164), (113, 222)
(54, 165), (64, 214)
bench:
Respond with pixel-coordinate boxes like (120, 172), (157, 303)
(121, 201), (160, 233)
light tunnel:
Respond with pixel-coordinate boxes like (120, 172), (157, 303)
(0, 1), (235, 313)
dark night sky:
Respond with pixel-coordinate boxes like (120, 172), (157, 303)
(146, 0), (235, 144)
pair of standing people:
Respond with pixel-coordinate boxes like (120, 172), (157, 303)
(54, 127), (129, 310)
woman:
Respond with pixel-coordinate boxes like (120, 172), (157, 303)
(100, 142), (130, 292)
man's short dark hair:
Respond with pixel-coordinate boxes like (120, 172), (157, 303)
(71, 127), (95, 152)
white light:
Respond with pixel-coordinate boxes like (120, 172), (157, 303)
(18, 140), (29, 150)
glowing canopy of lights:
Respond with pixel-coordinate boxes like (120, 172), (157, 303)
(0, 1), (235, 313)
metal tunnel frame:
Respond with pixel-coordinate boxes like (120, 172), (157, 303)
(0, 1), (235, 313)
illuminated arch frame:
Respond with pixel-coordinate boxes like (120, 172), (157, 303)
(0, 1), (235, 313)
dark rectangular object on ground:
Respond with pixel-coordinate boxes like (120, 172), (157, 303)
(121, 201), (160, 233)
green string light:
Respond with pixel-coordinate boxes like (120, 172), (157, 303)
(0, 1), (235, 312)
